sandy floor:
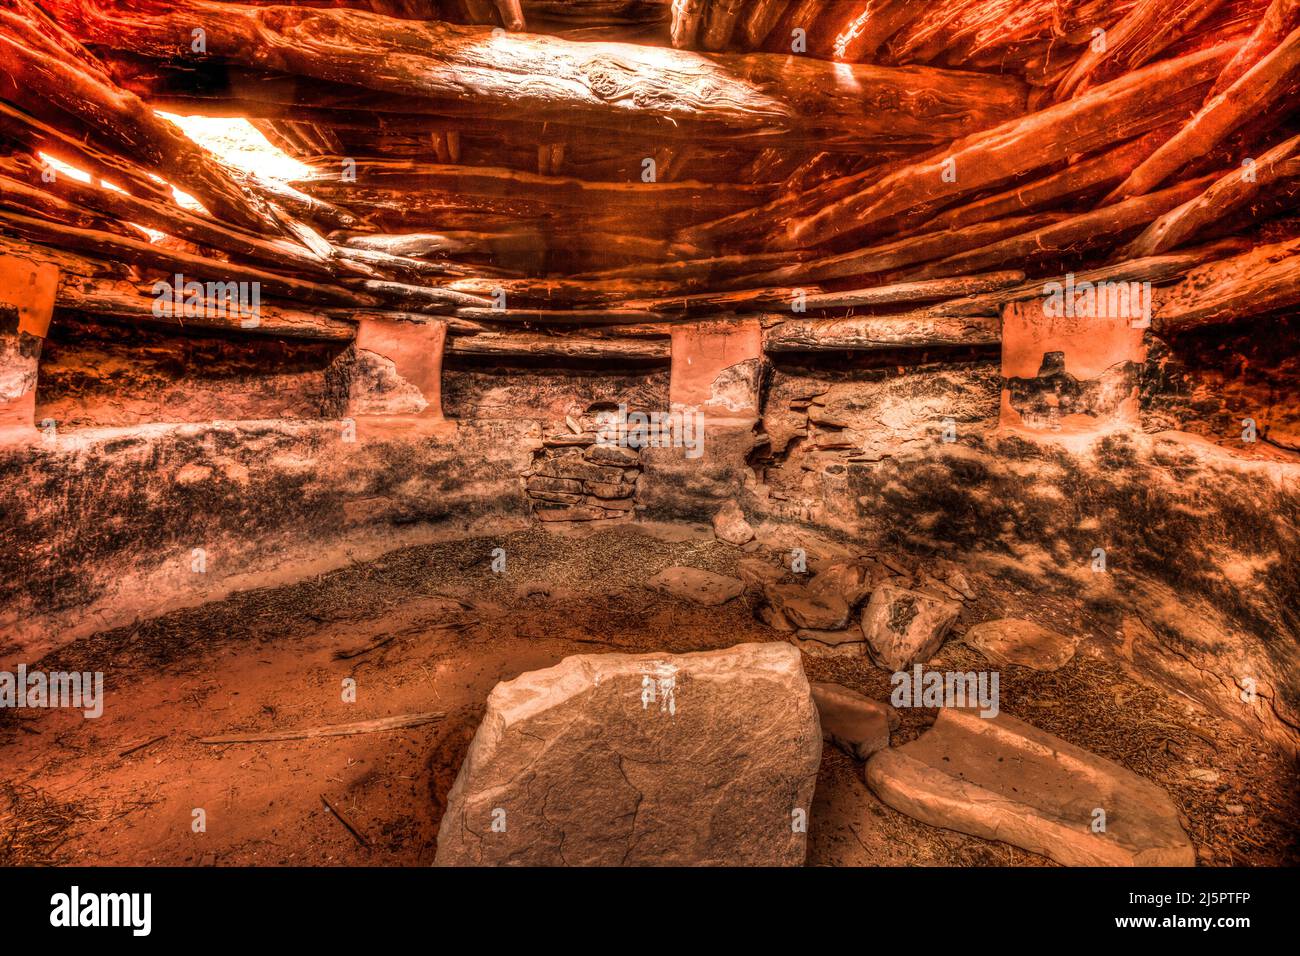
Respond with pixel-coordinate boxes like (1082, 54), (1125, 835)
(2, 522), (1296, 866)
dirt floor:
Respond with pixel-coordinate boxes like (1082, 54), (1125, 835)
(2, 521), (1296, 867)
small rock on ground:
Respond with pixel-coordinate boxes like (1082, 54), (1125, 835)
(859, 584), (961, 671)
(811, 682), (897, 759)
(712, 500), (755, 545)
(646, 566), (744, 606)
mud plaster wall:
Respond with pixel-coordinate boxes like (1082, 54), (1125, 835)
(442, 356), (670, 429)
(1141, 314), (1300, 451)
(739, 348), (1299, 754)
(755, 349), (1003, 530)
(35, 313), (351, 428)
(0, 417), (539, 661)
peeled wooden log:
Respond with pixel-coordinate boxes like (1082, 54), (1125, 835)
(495, 0), (527, 31)
(913, 238), (1256, 319)
(799, 272), (1027, 310)
(0, 168), (129, 234)
(339, 227), (699, 273)
(741, 0), (790, 47)
(1053, 0), (1230, 99)
(290, 162), (772, 231)
(0, 156), (336, 280)
(0, 98), (177, 208)
(701, 0), (745, 49)
(1122, 133), (1300, 258)
(448, 331), (670, 360)
(227, 171), (361, 233)
(0, 1), (282, 235)
(671, 0), (706, 46)
(332, 246), (492, 281)
(572, 249), (807, 283)
(804, 126), (1174, 248)
(1153, 235), (1300, 332)
(1208, 0), (1300, 97)
(735, 45), (1026, 149)
(0, 208), (371, 307)
(747, 212), (1069, 285)
(445, 276), (691, 307)
(780, 42), (1237, 249)
(1106, 26), (1300, 202)
(341, 233), (474, 258)
(353, 279), (493, 313)
(899, 174), (1218, 281)
(764, 313), (1001, 352)
(46, 0), (1024, 150)
(454, 306), (673, 325)
(625, 284), (824, 314)
(56, 274), (357, 340)
(832, 0), (918, 62)
(882, 0), (1092, 67)
(917, 129), (1175, 235)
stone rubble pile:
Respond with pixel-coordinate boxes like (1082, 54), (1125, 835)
(737, 550), (977, 665)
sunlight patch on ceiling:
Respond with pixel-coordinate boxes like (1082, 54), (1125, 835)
(158, 112), (313, 182)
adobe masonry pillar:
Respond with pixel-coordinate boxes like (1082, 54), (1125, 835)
(346, 315), (448, 425)
(0, 254), (58, 442)
(640, 318), (765, 520)
(999, 298), (1147, 435)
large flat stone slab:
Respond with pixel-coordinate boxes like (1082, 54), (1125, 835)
(436, 642), (822, 866)
(646, 566), (743, 605)
(865, 708), (1195, 867)
(964, 618), (1079, 671)
(792, 628), (865, 658)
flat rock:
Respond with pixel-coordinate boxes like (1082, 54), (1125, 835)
(647, 566), (743, 605)
(811, 682), (897, 759)
(527, 475), (582, 495)
(543, 433), (596, 448)
(435, 643), (822, 866)
(736, 558), (786, 588)
(792, 628), (865, 658)
(585, 443), (641, 467)
(859, 584), (961, 671)
(535, 504), (611, 522)
(918, 574), (967, 603)
(588, 495), (633, 510)
(808, 562), (873, 609)
(585, 480), (637, 499)
(536, 451), (626, 484)
(712, 499), (754, 545)
(766, 582), (850, 631)
(946, 569), (976, 600)
(865, 708), (1195, 867)
(530, 490), (585, 505)
(964, 618), (1079, 671)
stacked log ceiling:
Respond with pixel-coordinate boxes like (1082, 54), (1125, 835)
(0, 0), (1295, 369)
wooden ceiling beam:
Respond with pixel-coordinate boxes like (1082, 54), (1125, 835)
(44, 0), (1024, 150)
